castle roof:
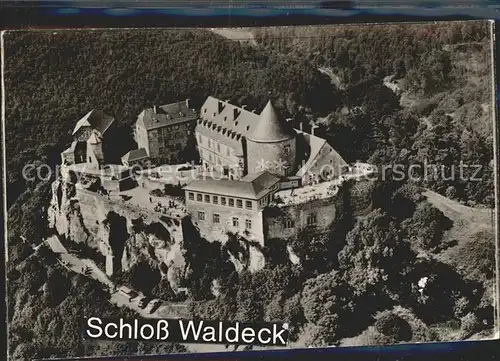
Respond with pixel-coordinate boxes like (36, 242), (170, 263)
(295, 130), (348, 178)
(72, 110), (115, 136)
(247, 100), (296, 143)
(184, 171), (279, 200)
(137, 100), (197, 131)
(122, 148), (148, 162)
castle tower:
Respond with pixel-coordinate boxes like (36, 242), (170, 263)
(246, 100), (297, 177)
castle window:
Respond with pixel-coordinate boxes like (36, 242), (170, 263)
(221, 197), (227, 206)
(208, 140), (212, 148)
(236, 199), (243, 208)
(217, 143), (221, 152)
(229, 198), (235, 207)
(245, 219), (252, 230)
(204, 108), (207, 113)
(188, 192), (194, 200)
(306, 213), (317, 226)
(209, 154), (213, 162)
(197, 194), (202, 202)
(283, 144), (290, 155)
(204, 195), (210, 203)
(213, 196), (218, 204)
(245, 201), (252, 210)
(213, 213), (220, 224)
(198, 211), (205, 221)
(284, 219), (295, 229)
(232, 217), (239, 227)
(226, 148), (230, 156)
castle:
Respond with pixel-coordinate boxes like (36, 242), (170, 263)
(60, 96), (373, 246)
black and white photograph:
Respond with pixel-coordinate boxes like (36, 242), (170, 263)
(3, 21), (499, 360)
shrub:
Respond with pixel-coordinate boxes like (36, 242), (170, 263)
(149, 189), (163, 197)
(460, 312), (480, 335)
(374, 311), (412, 342)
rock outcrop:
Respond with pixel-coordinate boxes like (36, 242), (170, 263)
(47, 179), (270, 293)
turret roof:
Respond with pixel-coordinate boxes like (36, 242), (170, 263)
(247, 100), (295, 143)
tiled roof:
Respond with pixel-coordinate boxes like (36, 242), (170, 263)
(184, 171), (279, 199)
(241, 171), (280, 191)
(122, 148), (149, 162)
(196, 97), (296, 154)
(73, 110), (115, 135)
(196, 97), (262, 154)
(247, 100), (296, 143)
(137, 101), (197, 131)
(196, 121), (244, 155)
(295, 130), (347, 177)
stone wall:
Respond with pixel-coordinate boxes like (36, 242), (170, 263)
(47, 179), (187, 288)
(246, 137), (297, 177)
(148, 121), (195, 162)
(265, 193), (341, 241)
(185, 197), (265, 245)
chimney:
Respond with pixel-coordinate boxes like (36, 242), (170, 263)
(218, 101), (224, 114)
(286, 118), (292, 123)
(251, 110), (257, 113)
(311, 124), (318, 136)
(185, 98), (190, 108)
(299, 121), (303, 131)
(153, 105), (158, 114)
(233, 108), (240, 120)
(242, 105), (247, 110)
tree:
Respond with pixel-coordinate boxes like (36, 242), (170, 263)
(401, 201), (453, 251)
(338, 209), (416, 301)
(374, 310), (412, 342)
(301, 270), (353, 343)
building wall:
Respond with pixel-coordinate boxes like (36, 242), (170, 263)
(136, 124), (150, 156)
(196, 131), (244, 178)
(86, 143), (102, 167)
(74, 127), (94, 142)
(246, 137), (297, 177)
(61, 152), (75, 165)
(300, 142), (348, 186)
(265, 195), (341, 241)
(147, 121), (193, 162)
(185, 196), (265, 245)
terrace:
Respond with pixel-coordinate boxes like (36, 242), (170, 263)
(273, 162), (376, 206)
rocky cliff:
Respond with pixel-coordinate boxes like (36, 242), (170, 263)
(47, 179), (268, 293)
(47, 176), (375, 294)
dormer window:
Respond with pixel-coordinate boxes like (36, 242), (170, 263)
(224, 116), (227, 122)
(203, 108), (207, 113)
(246, 125), (250, 131)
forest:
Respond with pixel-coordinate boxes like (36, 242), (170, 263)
(5, 21), (496, 359)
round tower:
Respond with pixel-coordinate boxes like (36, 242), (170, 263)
(246, 100), (297, 177)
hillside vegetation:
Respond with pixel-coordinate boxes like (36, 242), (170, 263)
(5, 22), (496, 359)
